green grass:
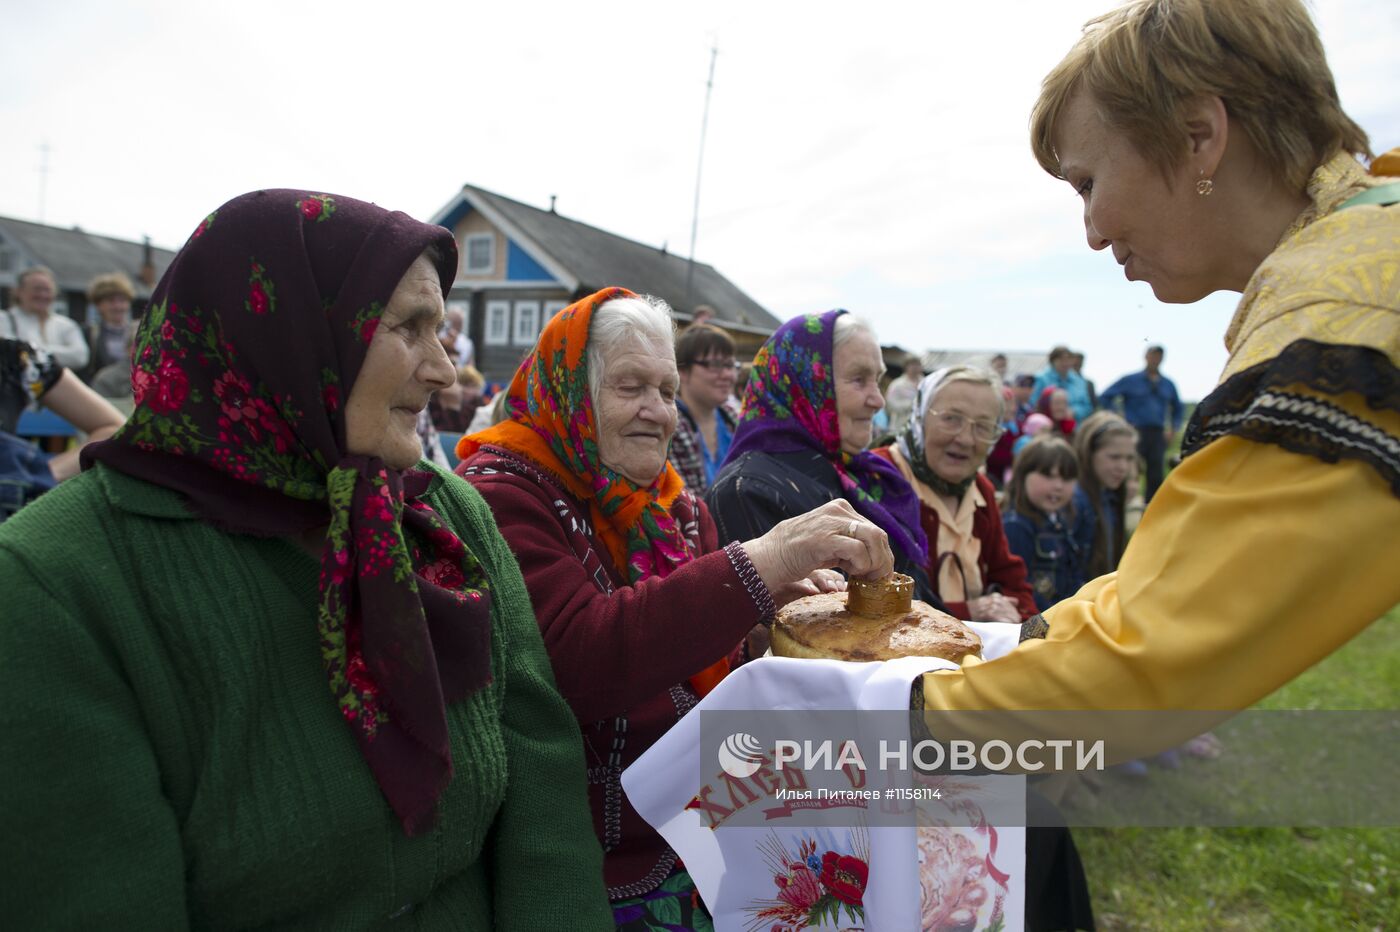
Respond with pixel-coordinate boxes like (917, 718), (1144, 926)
(1075, 607), (1400, 930)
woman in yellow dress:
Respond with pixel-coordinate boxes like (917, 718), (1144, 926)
(922, 0), (1399, 716)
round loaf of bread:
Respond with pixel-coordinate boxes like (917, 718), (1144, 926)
(771, 590), (981, 664)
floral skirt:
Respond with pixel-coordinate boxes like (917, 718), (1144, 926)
(611, 867), (713, 931)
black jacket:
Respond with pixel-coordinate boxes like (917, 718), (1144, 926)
(705, 448), (944, 609)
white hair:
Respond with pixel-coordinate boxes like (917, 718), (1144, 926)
(831, 311), (877, 352)
(587, 294), (677, 400)
(923, 365), (1006, 420)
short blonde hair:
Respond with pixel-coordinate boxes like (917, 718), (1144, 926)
(456, 364), (484, 390)
(88, 272), (136, 303)
(1031, 0), (1371, 191)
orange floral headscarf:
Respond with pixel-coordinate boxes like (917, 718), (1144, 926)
(459, 287), (696, 577)
(458, 287), (728, 692)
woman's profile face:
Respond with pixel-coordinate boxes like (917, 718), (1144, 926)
(922, 381), (1001, 485)
(595, 342), (680, 484)
(1092, 435), (1138, 491)
(1054, 90), (1221, 303)
(832, 328), (886, 455)
(345, 254), (456, 469)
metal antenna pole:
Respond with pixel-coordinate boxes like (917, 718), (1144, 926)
(684, 40), (718, 310)
(37, 140), (51, 222)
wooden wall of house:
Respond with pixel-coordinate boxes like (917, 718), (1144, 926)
(453, 286), (571, 385)
(729, 331), (769, 363)
(452, 212), (506, 281)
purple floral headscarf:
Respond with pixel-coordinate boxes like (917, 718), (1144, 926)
(725, 310), (927, 563)
(83, 189), (492, 835)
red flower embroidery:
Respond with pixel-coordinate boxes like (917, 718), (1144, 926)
(362, 486), (394, 523)
(421, 558), (465, 591)
(427, 526), (463, 557)
(790, 391), (822, 444)
(254, 398), (281, 434)
(213, 370), (257, 424)
(245, 261), (276, 315)
(819, 851), (868, 906)
(132, 367), (156, 407)
(296, 194), (335, 223)
(161, 320), (175, 341)
(342, 623), (382, 735)
(323, 383), (340, 412)
(145, 356), (190, 415)
(249, 279), (269, 315)
(346, 658), (377, 697)
(348, 301), (385, 345)
(326, 548), (351, 585)
(817, 403), (841, 450)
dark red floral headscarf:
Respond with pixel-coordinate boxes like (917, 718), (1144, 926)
(83, 189), (492, 835)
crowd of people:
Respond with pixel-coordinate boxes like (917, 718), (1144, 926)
(1, 0), (1397, 928)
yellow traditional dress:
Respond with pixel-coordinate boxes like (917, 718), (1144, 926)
(924, 152), (1400, 712)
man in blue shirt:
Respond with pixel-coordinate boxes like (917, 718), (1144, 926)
(1031, 345), (1094, 422)
(1098, 345), (1184, 502)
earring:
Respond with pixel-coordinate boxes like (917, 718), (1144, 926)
(1196, 172), (1215, 196)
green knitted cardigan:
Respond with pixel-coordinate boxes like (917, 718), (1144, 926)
(0, 462), (612, 930)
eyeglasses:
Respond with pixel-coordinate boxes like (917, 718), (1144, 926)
(691, 358), (740, 372)
(927, 410), (1006, 444)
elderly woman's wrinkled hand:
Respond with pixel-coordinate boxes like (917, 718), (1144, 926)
(967, 592), (1023, 624)
(742, 500), (895, 606)
(765, 567), (846, 607)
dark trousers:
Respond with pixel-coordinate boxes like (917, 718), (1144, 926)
(1137, 425), (1167, 502)
(1026, 790), (1096, 931)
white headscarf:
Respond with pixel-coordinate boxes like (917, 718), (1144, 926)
(895, 367), (955, 469)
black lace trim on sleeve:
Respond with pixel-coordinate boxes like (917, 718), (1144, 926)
(724, 540), (777, 624)
(908, 675), (926, 712)
(1019, 614), (1050, 642)
(1181, 340), (1400, 496)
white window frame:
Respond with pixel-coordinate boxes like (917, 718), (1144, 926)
(464, 234), (495, 274)
(512, 300), (540, 346)
(484, 300), (511, 346)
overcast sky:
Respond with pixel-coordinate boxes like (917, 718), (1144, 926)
(3, 0), (1395, 399)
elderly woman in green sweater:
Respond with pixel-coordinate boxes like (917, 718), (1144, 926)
(0, 190), (612, 929)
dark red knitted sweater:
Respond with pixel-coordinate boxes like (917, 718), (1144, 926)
(458, 448), (763, 898)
